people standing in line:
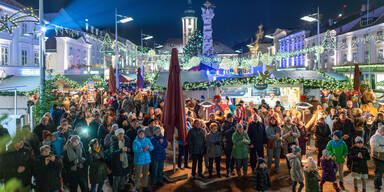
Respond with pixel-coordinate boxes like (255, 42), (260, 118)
(247, 114), (267, 171)
(326, 130), (348, 191)
(265, 116), (282, 171)
(206, 123), (224, 178)
(350, 136), (369, 192)
(187, 119), (206, 179)
(150, 127), (168, 186)
(133, 129), (153, 192)
(287, 145), (304, 192)
(370, 126), (384, 192)
(231, 123), (250, 177)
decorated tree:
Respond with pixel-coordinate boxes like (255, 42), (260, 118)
(100, 33), (114, 54)
(322, 30), (336, 50)
(183, 30), (203, 59)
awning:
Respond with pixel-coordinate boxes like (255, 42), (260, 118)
(155, 71), (209, 87)
(324, 72), (348, 81)
(271, 70), (327, 81)
(0, 76), (41, 92)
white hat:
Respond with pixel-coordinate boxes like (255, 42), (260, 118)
(115, 128), (125, 136)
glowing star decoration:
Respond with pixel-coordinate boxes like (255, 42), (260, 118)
(0, 8), (38, 34)
(147, 49), (156, 57)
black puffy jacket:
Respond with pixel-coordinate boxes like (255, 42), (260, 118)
(350, 145), (370, 174)
(187, 127), (206, 155)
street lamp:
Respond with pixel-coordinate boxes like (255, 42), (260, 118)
(115, 8), (133, 92)
(39, 0), (45, 102)
(301, 6), (320, 70)
(265, 34), (274, 39)
(154, 44), (163, 49)
(141, 31), (153, 78)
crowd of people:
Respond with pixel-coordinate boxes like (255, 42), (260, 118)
(1, 88), (384, 192)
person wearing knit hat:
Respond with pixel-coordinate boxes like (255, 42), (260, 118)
(304, 157), (320, 192)
(137, 128), (145, 135)
(115, 128), (125, 136)
(232, 123), (250, 176)
(287, 145), (304, 192)
(320, 148), (340, 191)
(133, 124), (153, 191)
(326, 129), (348, 190)
(150, 123), (167, 185)
(350, 136), (370, 192)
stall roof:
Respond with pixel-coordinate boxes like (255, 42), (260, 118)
(64, 75), (101, 85)
(324, 72), (348, 81)
(271, 70), (327, 81)
(155, 71), (209, 87)
(0, 76), (41, 92)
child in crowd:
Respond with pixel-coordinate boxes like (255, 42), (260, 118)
(350, 136), (370, 192)
(254, 158), (271, 192)
(320, 149), (340, 192)
(287, 145), (304, 192)
(150, 127), (168, 186)
(304, 157), (321, 192)
(326, 130), (348, 190)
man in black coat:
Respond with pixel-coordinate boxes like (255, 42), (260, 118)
(221, 113), (237, 177)
(247, 114), (267, 170)
(315, 116), (331, 166)
(88, 113), (102, 139)
(332, 112), (355, 149)
(187, 119), (206, 179)
(33, 145), (62, 192)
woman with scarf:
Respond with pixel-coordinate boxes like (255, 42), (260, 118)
(62, 135), (88, 192)
(89, 139), (107, 192)
(110, 128), (131, 192)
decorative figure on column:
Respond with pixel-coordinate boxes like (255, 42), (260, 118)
(201, 1), (217, 68)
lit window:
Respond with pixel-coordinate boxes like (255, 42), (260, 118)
(1, 47), (8, 65)
(21, 23), (27, 35)
(378, 49), (384, 63)
(34, 52), (39, 66)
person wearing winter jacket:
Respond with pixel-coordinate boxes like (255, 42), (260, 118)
(111, 128), (131, 192)
(88, 139), (107, 192)
(103, 124), (119, 150)
(3, 139), (33, 190)
(315, 115), (331, 166)
(247, 114), (267, 170)
(287, 145), (304, 192)
(150, 127), (168, 186)
(370, 112), (384, 139)
(253, 158), (271, 192)
(221, 113), (237, 176)
(320, 149), (340, 192)
(304, 157), (321, 192)
(265, 116), (282, 170)
(62, 135), (88, 192)
(370, 126), (384, 192)
(350, 136), (369, 192)
(89, 113), (102, 139)
(231, 123), (250, 176)
(281, 117), (300, 155)
(133, 128), (153, 191)
(326, 130), (348, 190)
(187, 119), (206, 179)
(33, 145), (62, 192)
(206, 123), (224, 178)
(332, 112), (355, 149)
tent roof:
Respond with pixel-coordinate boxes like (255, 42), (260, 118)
(324, 72), (348, 81)
(0, 76), (40, 92)
(64, 74), (101, 85)
(155, 71), (209, 87)
(271, 70), (327, 81)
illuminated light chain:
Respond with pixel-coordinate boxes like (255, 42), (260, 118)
(0, 7), (39, 34)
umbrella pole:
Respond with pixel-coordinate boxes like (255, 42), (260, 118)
(173, 128), (176, 173)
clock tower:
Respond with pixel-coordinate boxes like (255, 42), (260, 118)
(182, 0), (197, 46)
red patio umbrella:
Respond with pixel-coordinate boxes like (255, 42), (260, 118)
(136, 68), (143, 89)
(163, 48), (187, 144)
(353, 64), (361, 94)
(109, 65), (116, 94)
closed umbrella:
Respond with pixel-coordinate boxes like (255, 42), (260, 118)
(163, 48), (187, 172)
(108, 65), (116, 94)
(354, 64), (361, 94)
(136, 68), (143, 89)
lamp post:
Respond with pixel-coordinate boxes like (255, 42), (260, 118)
(115, 8), (133, 92)
(140, 31), (153, 79)
(39, 0), (45, 101)
(301, 6), (321, 70)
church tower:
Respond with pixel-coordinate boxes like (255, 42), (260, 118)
(182, 0), (198, 46)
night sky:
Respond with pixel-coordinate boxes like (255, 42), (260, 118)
(16, 0), (363, 47)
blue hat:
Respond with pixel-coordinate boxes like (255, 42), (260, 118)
(334, 130), (342, 139)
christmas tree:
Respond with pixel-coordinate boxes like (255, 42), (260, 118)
(183, 30), (203, 59)
(322, 30), (336, 50)
(100, 33), (114, 54)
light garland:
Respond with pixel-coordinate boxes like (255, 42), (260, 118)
(0, 7), (39, 34)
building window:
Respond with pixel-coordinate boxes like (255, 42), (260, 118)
(188, 18), (191, 25)
(22, 50), (27, 66)
(1, 47), (8, 65)
(21, 23), (27, 35)
(378, 49), (384, 63)
(364, 51), (369, 63)
(34, 52), (39, 66)
(352, 52), (357, 63)
(343, 53), (347, 64)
